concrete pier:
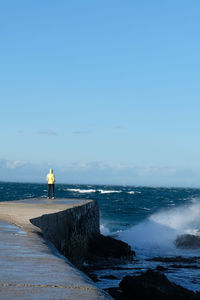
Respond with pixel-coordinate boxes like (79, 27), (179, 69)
(0, 198), (113, 299)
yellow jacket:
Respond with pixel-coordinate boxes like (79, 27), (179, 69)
(46, 169), (55, 184)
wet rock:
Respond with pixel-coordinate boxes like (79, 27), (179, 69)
(170, 264), (200, 269)
(100, 275), (118, 280)
(156, 265), (169, 271)
(86, 273), (99, 282)
(109, 266), (141, 271)
(105, 287), (124, 300)
(147, 256), (199, 263)
(106, 269), (200, 300)
(175, 234), (200, 249)
(81, 234), (135, 281)
(82, 234), (135, 269)
(88, 234), (135, 259)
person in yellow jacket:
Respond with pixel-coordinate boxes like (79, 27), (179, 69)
(46, 169), (55, 199)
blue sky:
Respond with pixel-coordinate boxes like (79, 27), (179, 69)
(1, 1), (200, 186)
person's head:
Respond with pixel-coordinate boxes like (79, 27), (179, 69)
(49, 169), (53, 173)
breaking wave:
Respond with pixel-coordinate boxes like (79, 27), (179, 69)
(66, 188), (122, 194)
(66, 188), (96, 193)
(118, 199), (200, 256)
(98, 189), (122, 194)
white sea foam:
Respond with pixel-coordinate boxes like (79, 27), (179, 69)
(98, 189), (122, 194)
(24, 194), (34, 198)
(128, 191), (141, 194)
(66, 188), (96, 193)
(65, 188), (139, 194)
(118, 199), (200, 257)
(64, 188), (122, 194)
(150, 199), (200, 231)
(100, 224), (112, 235)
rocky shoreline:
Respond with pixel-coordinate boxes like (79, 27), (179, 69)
(81, 233), (135, 282)
(80, 234), (200, 300)
(106, 269), (200, 300)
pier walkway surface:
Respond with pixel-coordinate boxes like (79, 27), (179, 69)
(0, 198), (112, 300)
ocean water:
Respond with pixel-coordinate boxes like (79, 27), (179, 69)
(1, 182), (200, 292)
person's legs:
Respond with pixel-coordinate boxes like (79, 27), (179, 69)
(52, 184), (55, 198)
(48, 184), (51, 198)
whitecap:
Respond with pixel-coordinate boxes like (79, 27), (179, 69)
(128, 191), (141, 194)
(141, 207), (150, 211)
(98, 189), (122, 194)
(66, 188), (96, 193)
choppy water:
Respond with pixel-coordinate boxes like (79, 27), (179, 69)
(1, 182), (200, 291)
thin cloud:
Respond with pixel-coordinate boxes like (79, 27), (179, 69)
(3, 160), (26, 170)
(38, 130), (58, 136)
(72, 130), (91, 135)
(0, 159), (199, 187)
(18, 130), (24, 134)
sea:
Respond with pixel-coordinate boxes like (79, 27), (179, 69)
(1, 182), (200, 292)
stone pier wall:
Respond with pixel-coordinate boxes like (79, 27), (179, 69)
(30, 200), (100, 267)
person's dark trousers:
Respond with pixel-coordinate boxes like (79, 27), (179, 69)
(48, 184), (55, 198)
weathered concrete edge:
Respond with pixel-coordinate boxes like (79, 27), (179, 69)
(30, 200), (100, 267)
(0, 199), (113, 300)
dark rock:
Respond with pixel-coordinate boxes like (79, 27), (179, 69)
(88, 234), (135, 259)
(82, 234), (135, 270)
(105, 287), (124, 300)
(110, 266), (141, 271)
(107, 269), (200, 300)
(175, 234), (200, 249)
(85, 272), (99, 282)
(81, 234), (135, 282)
(170, 264), (200, 269)
(81, 258), (134, 273)
(147, 256), (199, 263)
(100, 275), (118, 280)
(156, 265), (169, 271)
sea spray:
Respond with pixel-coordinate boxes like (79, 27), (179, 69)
(118, 199), (200, 257)
(150, 199), (200, 233)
